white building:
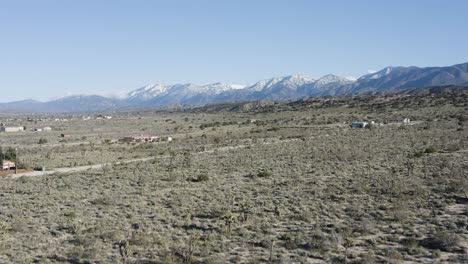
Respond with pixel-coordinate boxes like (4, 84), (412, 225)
(1, 126), (25, 132)
(386, 117), (411, 125)
(122, 135), (159, 142)
(351, 121), (368, 128)
(33, 127), (52, 132)
(2, 160), (16, 170)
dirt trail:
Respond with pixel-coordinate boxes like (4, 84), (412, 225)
(7, 137), (302, 179)
(10, 157), (154, 179)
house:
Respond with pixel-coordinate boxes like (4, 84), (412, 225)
(166, 136), (173, 142)
(0, 126), (25, 132)
(34, 127), (52, 132)
(96, 115), (112, 120)
(122, 135), (159, 142)
(61, 133), (71, 138)
(351, 121), (368, 128)
(2, 160), (16, 170)
(386, 117), (411, 125)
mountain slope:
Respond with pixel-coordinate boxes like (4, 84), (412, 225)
(336, 62), (468, 95)
(300, 74), (353, 96)
(1, 62), (467, 112)
(216, 75), (316, 101)
(0, 99), (47, 112)
(46, 95), (125, 112)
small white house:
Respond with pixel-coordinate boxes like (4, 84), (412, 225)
(386, 117), (411, 125)
(351, 121), (368, 128)
(34, 127), (52, 132)
(0, 126), (25, 132)
(2, 160), (16, 170)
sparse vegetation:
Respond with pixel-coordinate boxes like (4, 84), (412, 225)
(0, 92), (467, 263)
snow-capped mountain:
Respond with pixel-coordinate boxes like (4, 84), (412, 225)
(125, 82), (247, 106)
(301, 74), (354, 96)
(336, 62), (468, 94)
(245, 75), (314, 92)
(127, 84), (169, 101)
(357, 67), (400, 81)
(1, 62), (467, 112)
(313, 74), (353, 88)
(216, 75), (316, 101)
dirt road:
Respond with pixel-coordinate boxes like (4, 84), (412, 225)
(7, 137), (301, 179)
(10, 157), (155, 179)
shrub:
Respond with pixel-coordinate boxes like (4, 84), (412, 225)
(424, 146), (438, 154)
(266, 127), (280, 132)
(257, 169), (272, 178)
(195, 174), (209, 182)
(421, 232), (459, 251)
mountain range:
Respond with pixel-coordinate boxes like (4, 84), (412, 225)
(1, 62), (467, 113)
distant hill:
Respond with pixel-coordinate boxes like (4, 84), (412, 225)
(1, 62), (467, 112)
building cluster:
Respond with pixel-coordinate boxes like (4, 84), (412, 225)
(0, 126), (25, 132)
(121, 135), (173, 143)
(122, 135), (159, 142)
(351, 117), (411, 129)
(33, 127), (52, 132)
(0, 125), (53, 133)
(96, 115), (113, 120)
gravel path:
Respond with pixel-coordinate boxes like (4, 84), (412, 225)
(10, 157), (154, 179)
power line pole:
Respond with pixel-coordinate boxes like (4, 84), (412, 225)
(15, 147), (17, 174)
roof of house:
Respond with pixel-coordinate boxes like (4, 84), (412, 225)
(124, 135), (158, 139)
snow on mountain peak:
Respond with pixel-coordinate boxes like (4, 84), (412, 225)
(315, 74), (352, 86)
(246, 75), (315, 92)
(359, 67), (397, 81)
(285, 74), (313, 80)
(127, 84), (168, 100)
(126, 81), (248, 101)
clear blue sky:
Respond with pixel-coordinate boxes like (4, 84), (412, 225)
(1, 0), (467, 102)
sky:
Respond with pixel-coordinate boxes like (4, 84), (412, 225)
(0, 0), (467, 102)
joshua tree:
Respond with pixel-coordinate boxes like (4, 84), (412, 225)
(118, 240), (130, 264)
(182, 233), (199, 263)
(344, 237), (353, 264)
(182, 150), (192, 169)
(269, 237), (276, 263)
(404, 157), (415, 177)
(0, 146), (3, 171)
(239, 200), (253, 222)
(223, 212), (236, 233)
